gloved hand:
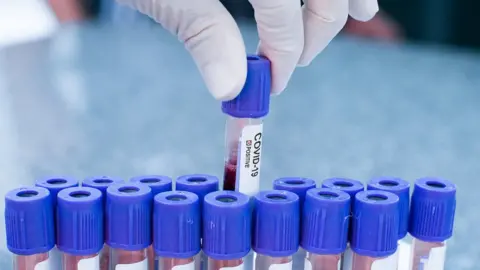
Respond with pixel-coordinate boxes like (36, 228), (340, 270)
(117, 0), (378, 100)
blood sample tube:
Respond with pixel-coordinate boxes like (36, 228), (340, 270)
(131, 175), (173, 270)
(82, 176), (124, 270)
(203, 191), (251, 270)
(154, 191), (201, 270)
(57, 187), (103, 270)
(273, 177), (316, 269)
(5, 187), (55, 270)
(408, 177), (456, 270)
(301, 188), (350, 270)
(252, 190), (299, 270)
(343, 190), (399, 270)
(367, 176), (410, 269)
(106, 183), (152, 270)
(221, 55), (271, 197)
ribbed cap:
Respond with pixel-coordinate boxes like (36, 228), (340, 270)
(82, 176), (124, 200)
(409, 177), (456, 242)
(321, 178), (364, 199)
(351, 190), (399, 257)
(203, 191), (251, 260)
(57, 187), (103, 255)
(5, 187), (55, 255)
(153, 191), (200, 258)
(221, 55), (271, 118)
(301, 188), (350, 254)
(106, 183), (152, 250)
(272, 177), (316, 205)
(130, 175), (172, 196)
(35, 176), (78, 206)
(367, 177), (410, 239)
(252, 190), (300, 257)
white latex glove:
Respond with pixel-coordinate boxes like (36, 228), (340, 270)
(117, 0), (378, 100)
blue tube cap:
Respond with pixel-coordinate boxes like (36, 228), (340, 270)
(252, 190), (300, 257)
(130, 175), (172, 196)
(176, 174), (219, 207)
(35, 176), (78, 206)
(301, 188), (350, 254)
(351, 190), (399, 257)
(203, 191), (251, 260)
(82, 176), (124, 198)
(222, 55), (271, 118)
(409, 177), (456, 242)
(321, 178), (364, 199)
(57, 187), (104, 255)
(273, 177), (316, 205)
(5, 187), (55, 255)
(106, 183), (153, 250)
(154, 191), (201, 258)
(367, 177), (410, 239)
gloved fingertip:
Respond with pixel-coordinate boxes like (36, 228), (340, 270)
(349, 0), (379, 22)
(203, 63), (246, 101)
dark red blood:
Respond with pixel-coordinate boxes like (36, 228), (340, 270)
(223, 162), (237, 191)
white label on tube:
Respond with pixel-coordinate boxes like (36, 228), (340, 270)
(418, 245), (446, 270)
(371, 253), (398, 270)
(269, 261), (292, 270)
(77, 255), (100, 270)
(172, 260), (195, 270)
(116, 258), (148, 270)
(34, 258), (52, 270)
(237, 124), (263, 197)
(219, 263), (244, 270)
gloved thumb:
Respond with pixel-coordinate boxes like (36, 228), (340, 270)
(117, 0), (247, 101)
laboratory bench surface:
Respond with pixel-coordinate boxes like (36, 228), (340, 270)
(0, 22), (480, 269)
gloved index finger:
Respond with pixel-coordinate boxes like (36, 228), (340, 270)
(249, 0), (304, 95)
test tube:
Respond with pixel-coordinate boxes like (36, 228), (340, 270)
(203, 191), (251, 270)
(302, 188), (350, 270)
(273, 177), (316, 269)
(345, 190), (399, 270)
(154, 191), (201, 270)
(82, 176), (124, 270)
(131, 175), (173, 270)
(106, 183), (152, 270)
(35, 177), (79, 270)
(252, 190), (300, 270)
(176, 174), (219, 269)
(57, 187), (103, 270)
(222, 55), (271, 196)
(5, 187), (55, 270)
(367, 177), (410, 249)
(408, 177), (456, 270)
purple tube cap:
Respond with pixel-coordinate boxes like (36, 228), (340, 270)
(130, 175), (172, 196)
(106, 183), (153, 250)
(253, 190), (300, 257)
(35, 176), (78, 205)
(351, 190), (399, 257)
(203, 191), (251, 260)
(409, 177), (456, 242)
(301, 188), (350, 254)
(322, 178), (364, 199)
(273, 177), (316, 205)
(222, 55), (271, 118)
(176, 174), (219, 202)
(154, 191), (201, 258)
(367, 177), (410, 239)
(57, 187), (104, 255)
(5, 187), (55, 255)
(82, 176), (124, 196)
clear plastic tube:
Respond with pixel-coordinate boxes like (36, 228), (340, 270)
(158, 257), (199, 270)
(348, 253), (396, 270)
(208, 258), (244, 270)
(255, 254), (292, 270)
(110, 248), (148, 269)
(61, 253), (100, 270)
(13, 253), (51, 270)
(409, 239), (446, 270)
(223, 116), (263, 196)
(305, 253), (341, 270)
